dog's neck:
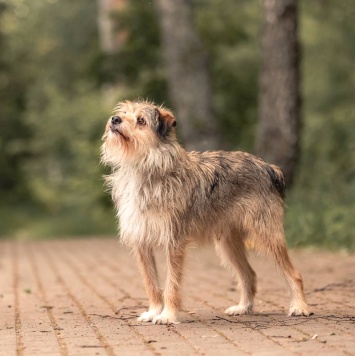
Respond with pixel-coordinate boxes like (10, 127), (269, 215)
(108, 141), (190, 177)
(138, 142), (189, 174)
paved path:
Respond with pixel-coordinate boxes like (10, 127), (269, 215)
(0, 238), (354, 355)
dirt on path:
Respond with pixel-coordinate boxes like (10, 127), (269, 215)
(0, 238), (354, 356)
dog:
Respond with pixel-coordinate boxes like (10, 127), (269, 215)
(101, 99), (310, 324)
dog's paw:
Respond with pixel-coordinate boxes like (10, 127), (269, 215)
(288, 305), (311, 317)
(152, 311), (180, 325)
(224, 304), (253, 316)
(137, 308), (162, 322)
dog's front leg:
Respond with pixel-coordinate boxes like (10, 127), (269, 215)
(153, 244), (185, 325)
(135, 247), (163, 322)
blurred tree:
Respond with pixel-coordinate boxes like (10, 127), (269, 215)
(195, 0), (260, 150)
(256, 0), (301, 185)
(98, 0), (127, 54)
(97, 0), (127, 105)
(106, 0), (259, 151)
(155, 0), (221, 150)
(0, 1), (32, 203)
(101, 0), (168, 103)
(283, 0), (355, 249)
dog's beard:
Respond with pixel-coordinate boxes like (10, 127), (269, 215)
(110, 126), (130, 142)
(102, 130), (157, 167)
(101, 130), (130, 166)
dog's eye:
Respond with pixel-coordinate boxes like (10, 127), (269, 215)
(137, 117), (146, 126)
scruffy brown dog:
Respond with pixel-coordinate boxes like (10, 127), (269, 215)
(101, 100), (310, 324)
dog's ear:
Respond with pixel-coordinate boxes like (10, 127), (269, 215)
(155, 107), (177, 138)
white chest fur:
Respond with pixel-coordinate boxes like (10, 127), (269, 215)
(110, 168), (180, 248)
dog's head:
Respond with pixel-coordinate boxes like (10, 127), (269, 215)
(101, 100), (177, 166)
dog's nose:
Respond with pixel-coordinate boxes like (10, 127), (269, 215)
(111, 116), (122, 125)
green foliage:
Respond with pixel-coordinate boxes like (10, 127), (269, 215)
(285, 0), (355, 250)
(0, 0), (115, 237)
(25, 87), (106, 213)
(0, 0), (353, 250)
(286, 191), (355, 250)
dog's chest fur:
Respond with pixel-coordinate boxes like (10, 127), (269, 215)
(110, 165), (189, 247)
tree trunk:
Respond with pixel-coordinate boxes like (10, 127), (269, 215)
(155, 0), (221, 151)
(256, 0), (301, 186)
(97, 0), (126, 53)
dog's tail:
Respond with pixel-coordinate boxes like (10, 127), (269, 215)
(265, 164), (286, 199)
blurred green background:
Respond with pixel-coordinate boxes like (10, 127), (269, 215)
(0, 0), (354, 249)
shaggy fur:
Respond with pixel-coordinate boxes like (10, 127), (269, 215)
(101, 100), (310, 324)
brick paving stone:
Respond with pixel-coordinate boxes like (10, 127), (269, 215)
(0, 238), (354, 356)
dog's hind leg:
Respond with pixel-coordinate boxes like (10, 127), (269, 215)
(262, 232), (310, 316)
(215, 233), (257, 315)
(135, 246), (163, 322)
